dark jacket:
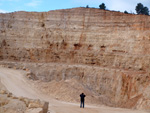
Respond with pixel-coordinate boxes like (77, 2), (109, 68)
(80, 93), (86, 102)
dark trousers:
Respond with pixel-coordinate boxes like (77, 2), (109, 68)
(80, 101), (84, 108)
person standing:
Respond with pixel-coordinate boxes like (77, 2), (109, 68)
(80, 93), (86, 108)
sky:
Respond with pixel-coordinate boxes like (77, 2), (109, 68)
(0, 0), (149, 13)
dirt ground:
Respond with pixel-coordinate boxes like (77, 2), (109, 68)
(0, 67), (148, 113)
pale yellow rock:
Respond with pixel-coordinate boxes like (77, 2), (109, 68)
(28, 102), (42, 109)
(25, 108), (43, 113)
(0, 7), (150, 110)
(0, 90), (7, 94)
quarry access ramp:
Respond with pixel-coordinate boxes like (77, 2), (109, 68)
(0, 66), (148, 113)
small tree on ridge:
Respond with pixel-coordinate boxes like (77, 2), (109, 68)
(99, 3), (106, 10)
(135, 3), (149, 15)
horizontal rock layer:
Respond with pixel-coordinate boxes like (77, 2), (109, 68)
(0, 8), (150, 71)
(0, 8), (150, 109)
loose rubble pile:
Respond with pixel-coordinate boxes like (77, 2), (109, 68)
(0, 80), (49, 113)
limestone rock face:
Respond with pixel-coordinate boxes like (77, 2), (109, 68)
(0, 7), (150, 109)
(0, 8), (150, 67)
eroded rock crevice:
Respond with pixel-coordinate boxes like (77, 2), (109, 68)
(0, 8), (150, 110)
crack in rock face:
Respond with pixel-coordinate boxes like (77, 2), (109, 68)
(0, 7), (150, 110)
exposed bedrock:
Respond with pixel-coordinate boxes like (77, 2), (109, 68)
(0, 7), (150, 109)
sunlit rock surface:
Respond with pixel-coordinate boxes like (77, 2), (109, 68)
(0, 7), (150, 109)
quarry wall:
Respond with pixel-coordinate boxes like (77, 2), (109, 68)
(0, 8), (150, 109)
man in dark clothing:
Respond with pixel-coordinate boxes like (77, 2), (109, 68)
(80, 93), (86, 108)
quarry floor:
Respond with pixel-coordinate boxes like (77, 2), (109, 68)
(0, 67), (148, 113)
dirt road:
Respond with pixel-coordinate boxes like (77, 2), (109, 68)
(0, 67), (148, 113)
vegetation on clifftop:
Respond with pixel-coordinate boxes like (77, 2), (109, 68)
(86, 2), (149, 15)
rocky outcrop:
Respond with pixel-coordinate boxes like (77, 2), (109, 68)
(0, 8), (150, 69)
(0, 7), (150, 110)
(0, 61), (150, 109)
(0, 81), (49, 113)
(0, 90), (49, 113)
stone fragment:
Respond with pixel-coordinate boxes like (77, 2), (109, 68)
(7, 93), (13, 97)
(0, 90), (7, 94)
(25, 108), (43, 113)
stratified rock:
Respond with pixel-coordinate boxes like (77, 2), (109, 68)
(0, 7), (150, 110)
